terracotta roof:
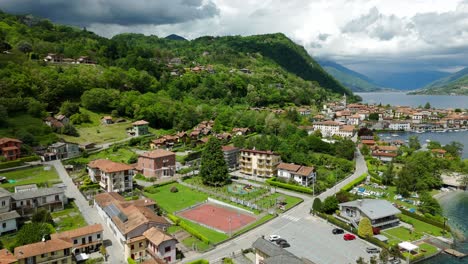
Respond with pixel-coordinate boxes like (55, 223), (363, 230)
(376, 145), (398, 152)
(241, 149), (279, 155)
(132, 120), (149, 126)
(431, 149), (447, 154)
(51, 224), (103, 241)
(139, 149), (175, 159)
(102, 116), (112, 120)
(127, 235), (146, 244)
(1, 146), (19, 151)
(372, 152), (397, 157)
(0, 249), (17, 264)
(361, 140), (376, 145)
(222, 145), (239, 152)
(340, 125), (355, 132)
(143, 227), (176, 246)
(14, 239), (72, 259)
(0, 138), (22, 145)
(296, 166), (315, 177)
(88, 159), (133, 173)
(94, 192), (126, 207)
(314, 121), (342, 126)
(277, 163), (301, 172)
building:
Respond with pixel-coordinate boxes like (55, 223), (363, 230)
(43, 53), (64, 63)
(389, 121), (411, 131)
(125, 227), (177, 263)
(11, 187), (66, 217)
(14, 184), (38, 193)
(312, 121), (342, 137)
(42, 142), (80, 161)
(222, 146), (240, 170)
(339, 199), (401, 229)
(240, 149), (281, 178)
(431, 148), (447, 158)
(136, 150), (176, 178)
(101, 116), (113, 125)
(128, 120), (150, 137)
(0, 249), (17, 264)
(14, 238), (73, 264)
(54, 115), (69, 125)
(87, 159), (134, 192)
(232, 128), (250, 136)
(336, 125), (355, 138)
(51, 224), (103, 254)
(372, 145), (398, 162)
(0, 137), (22, 161)
(252, 237), (315, 264)
(0, 210), (20, 235)
(277, 163), (316, 187)
(0, 187), (11, 213)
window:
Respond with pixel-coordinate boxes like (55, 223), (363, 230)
(52, 261), (57, 264)
(62, 259), (68, 264)
(1, 200), (5, 206)
(97, 234), (101, 239)
(82, 238), (86, 244)
(64, 248), (70, 255)
(139, 242), (143, 248)
(42, 197), (46, 203)
(41, 253), (47, 258)
(165, 246), (171, 253)
(55, 195), (60, 201)
(74, 239), (78, 244)
(2, 223), (6, 228)
(88, 236), (92, 243)
(51, 251), (55, 256)
(164, 256), (171, 262)
(131, 244), (134, 250)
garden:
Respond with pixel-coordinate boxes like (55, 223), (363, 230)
(0, 165), (61, 191)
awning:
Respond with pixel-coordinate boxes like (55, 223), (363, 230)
(398, 241), (419, 252)
(75, 253), (89, 261)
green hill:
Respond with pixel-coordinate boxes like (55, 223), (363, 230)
(317, 59), (382, 92)
(410, 67), (468, 95)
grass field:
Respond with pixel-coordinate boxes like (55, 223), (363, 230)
(0, 114), (58, 145)
(182, 236), (211, 252)
(182, 218), (229, 243)
(67, 147), (136, 165)
(0, 166), (61, 191)
(51, 201), (87, 232)
(144, 183), (208, 213)
(382, 226), (422, 245)
(256, 193), (303, 211)
(399, 214), (447, 237)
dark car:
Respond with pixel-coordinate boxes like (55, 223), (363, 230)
(275, 238), (287, 245)
(277, 241), (290, 248)
(332, 228), (344, 234)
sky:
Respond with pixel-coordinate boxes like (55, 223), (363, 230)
(1, 0), (468, 77)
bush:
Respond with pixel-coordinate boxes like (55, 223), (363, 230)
(340, 173), (367, 192)
(0, 155), (40, 169)
(186, 260), (209, 264)
(170, 186), (179, 193)
(266, 177), (313, 194)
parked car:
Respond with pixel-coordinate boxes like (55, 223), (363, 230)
(332, 228), (344, 234)
(366, 247), (379, 254)
(343, 233), (356, 241)
(268, 235), (281, 242)
(277, 241), (290, 248)
(275, 238), (287, 245)
(388, 257), (401, 264)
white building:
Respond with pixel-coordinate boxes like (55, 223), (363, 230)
(339, 199), (401, 229)
(11, 187), (66, 216)
(312, 121), (342, 137)
(277, 163), (316, 186)
(87, 159), (134, 192)
(51, 224), (104, 254)
(389, 122), (411, 131)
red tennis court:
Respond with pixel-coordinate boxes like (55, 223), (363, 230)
(178, 203), (256, 233)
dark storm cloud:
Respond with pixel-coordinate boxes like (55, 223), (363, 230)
(0, 0), (220, 26)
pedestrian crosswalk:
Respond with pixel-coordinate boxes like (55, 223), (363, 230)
(282, 214), (301, 222)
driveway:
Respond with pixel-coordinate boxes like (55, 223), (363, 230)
(47, 160), (126, 263)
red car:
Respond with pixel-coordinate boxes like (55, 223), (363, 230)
(343, 233), (356, 241)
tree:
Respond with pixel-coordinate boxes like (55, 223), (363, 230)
(424, 102), (431, 109)
(458, 174), (468, 190)
(17, 41), (32, 54)
(361, 144), (370, 156)
(60, 101), (80, 116)
(0, 104), (8, 127)
(312, 198), (322, 213)
(382, 162), (394, 186)
(313, 129), (322, 138)
(358, 217), (373, 238)
(443, 141), (463, 157)
(369, 256), (378, 264)
(368, 113), (379, 121)
(31, 208), (54, 225)
(15, 223), (54, 247)
(321, 196), (339, 214)
(100, 245), (108, 261)
(419, 192), (442, 216)
(335, 139), (355, 160)
(379, 248), (390, 264)
(408, 135), (421, 150)
(356, 257), (367, 264)
(358, 127), (373, 137)
(199, 137), (229, 186)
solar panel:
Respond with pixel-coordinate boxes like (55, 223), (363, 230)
(104, 204), (128, 222)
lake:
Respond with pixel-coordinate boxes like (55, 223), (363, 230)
(379, 131), (468, 159)
(356, 92), (468, 109)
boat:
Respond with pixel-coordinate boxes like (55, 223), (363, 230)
(426, 139), (431, 143)
(385, 136), (391, 139)
(391, 134), (399, 137)
(454, 129), (460, 132)
(415, 130), (424, 134)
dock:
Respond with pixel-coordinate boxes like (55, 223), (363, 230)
(444, 249), (467, 258)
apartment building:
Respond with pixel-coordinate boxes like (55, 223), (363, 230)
(222, 146), (240, 170)
(51, 224), (103, 254)
(14, 238), (73, 264)
(136, 149), (176, 178)
(87, 159), (134, 192)
(240, 149), (281, 178)
(11, 187), (66, 216)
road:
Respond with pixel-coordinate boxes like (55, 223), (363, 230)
(47, 160), (126, 263)
(184, 148), (371, 263)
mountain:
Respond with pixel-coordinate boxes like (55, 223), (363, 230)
(165, 34), (188, 41)
(368, 71), (450, 91)
(317, 59), (382, 92)
(410, 67), (468, 95)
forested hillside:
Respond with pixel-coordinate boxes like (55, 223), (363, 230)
(410, 67), (468, 95)
(0, 10), (355, 146)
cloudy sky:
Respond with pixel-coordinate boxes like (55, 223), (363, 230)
(1, 0), (468, 77)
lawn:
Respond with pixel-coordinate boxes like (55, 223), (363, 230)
(399, 214), (447, 237)
(167, 225), (182, 234)
(144, 183), (208, 213)
(256, 193), (303, 211)
(182, 236), (211, 252)
(182, 218), (229, 243)
(184, 177), (269, 200)
(0, 166), (61, 191)
(382, 226), (422, 245)
(51, 201), (87, 232)
(418, 243), (439, 255)
(67, 147), (136, 165)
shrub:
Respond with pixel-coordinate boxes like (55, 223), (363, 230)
(266, 177), (313, 194)
(186, 260), (209, 264)
(340, 173), (367, 192)
(170, 186), (179, 193)
(0, 155), (40, 169)
(358, 217), (373, 238)
(312, 197), (322, 213)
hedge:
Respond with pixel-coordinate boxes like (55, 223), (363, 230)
(0, 155), (40, 169)
(370, 176), (382, 184)
(266, 178), (313, 194)
(186, 260), (209, 264)
(127, 258), (137, 264)
(400, 209), (450, 231)
(167, 214), (210, 244)
(340, 173), (368, 192)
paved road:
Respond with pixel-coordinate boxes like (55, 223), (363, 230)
(183, 148), (371, 263)
(47, 160), (125, 263)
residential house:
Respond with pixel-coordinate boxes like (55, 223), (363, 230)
(0, 137), (22, 161)
(389, 121), (411, 131)
(252, 237), (316, 264)
(14, 184), (38, 193)
(348, 114), (361, 126)
(372, 145), (398, 162)
(297, 108), (311, 116)
(142, 227), (177, 263)
(336, 125), (355, 138)
(55, 115), (69, 125)
(14, 238), (73, 264)
(94, 192), (171, 259)
(101, 116), (113, 125)
(0, 211), (20, 235)
(240, 149), (281, 178)
(44, 116), (64, 129)
(136, 150), (176, 178)
(222, 146), (240, 170)
(232, 128), (250, 136)
(128, 120), (150, 137)
(77, 56), (95, 64)
(42, 142), (80, 161)
(44, 53), (64, 63)
(79, 142), (96, 150)
(361, 140), (376, 147)
(150, 135), (178, 150)
(277, 163), (316, 187)
(339, 199), (401, 229)
(431, 148), (447, 158)
(0, 188), (11, 213)
(51, 224), (103, 254)
(312, 121), (342, 137)
(87, 159), (134, 192)
(0, 249), (17, 264)
(11, 187), (66, 216)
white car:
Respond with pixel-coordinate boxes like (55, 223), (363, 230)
(268, 235), (281, 242)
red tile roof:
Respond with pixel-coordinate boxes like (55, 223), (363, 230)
(88, 159), (133, 173)
(132, 120), (149, 125)
(241, 149), (279, 155)
(14, 239), (72, 259)
(0, 138), (22, 145)
(51, 224), (103, 241)
(0, 249), (17, 264)
(222, 145), (239, 152)
(139, 149), (175, 159)
(143, 227), (176, 246)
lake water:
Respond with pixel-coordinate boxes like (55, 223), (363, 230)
(379, 131), (468, 159)
(356, 92), (468, 109)
(422, 191), (468, 264)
